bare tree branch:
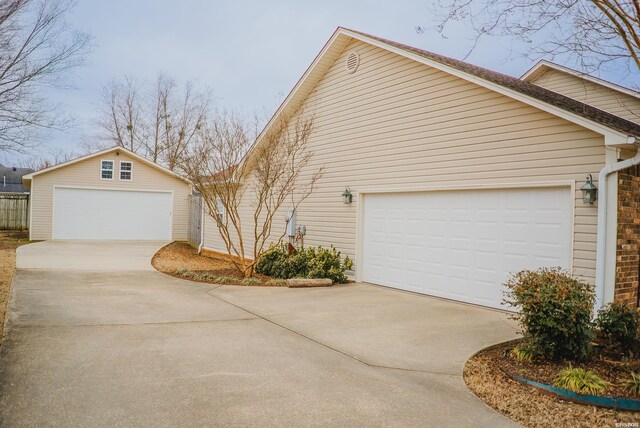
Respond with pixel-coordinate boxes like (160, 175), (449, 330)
(182, 110), (323, 278)
(95, 74), (211, 171)
(0, 0), (90, 155)
(422, 0), (640, 75)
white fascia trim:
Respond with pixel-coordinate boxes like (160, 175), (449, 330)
(522, 60), (640, 101)
(23, 146), (190, 184)
(251, 29), (345, 150)
(340, 30), (629, 141)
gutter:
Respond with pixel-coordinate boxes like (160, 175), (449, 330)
(595, 137), (640, 311)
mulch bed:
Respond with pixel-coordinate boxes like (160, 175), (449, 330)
(151, 242), (279, 286)
(464, 340), (640, 427)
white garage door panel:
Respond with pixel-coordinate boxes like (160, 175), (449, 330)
(53, 188), (172, 240)
(362, 188), (571, 309)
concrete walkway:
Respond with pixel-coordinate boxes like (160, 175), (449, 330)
(0, 241), (520, 427)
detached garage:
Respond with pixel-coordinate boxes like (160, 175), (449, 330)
(23, 146), (191, 241)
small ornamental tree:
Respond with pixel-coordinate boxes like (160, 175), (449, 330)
(504, 267), (595, 361)
(182, 110), (323, 278)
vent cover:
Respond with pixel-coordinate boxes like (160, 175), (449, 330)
(345, 51), (360, 73)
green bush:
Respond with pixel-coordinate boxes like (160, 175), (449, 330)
(509, 345), (536, 363)
(622, 372), (640, 397)
(504, 267), (595, 362)
(555, 366), (607, 395)
(255, 244), (352, 283)
(596, 303), (640, 356)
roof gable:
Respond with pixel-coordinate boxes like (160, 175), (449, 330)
(22, 146), (190, 184)
(522, 60), (640, 101)
(254, 27), (640, 152)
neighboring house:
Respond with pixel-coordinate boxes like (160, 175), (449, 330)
(201, 27), (640, 311)
(0, 164), (33, 193)
(22, 146), (191, 241)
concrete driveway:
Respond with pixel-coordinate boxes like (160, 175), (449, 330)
(0, 241), (519, 427)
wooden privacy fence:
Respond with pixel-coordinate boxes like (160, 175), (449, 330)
(0, 193), (29, 230)
(188, 194), (203, 249)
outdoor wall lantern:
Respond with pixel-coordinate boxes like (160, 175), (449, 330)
(581, 174), (598, 205)
(342, 187), (353, 204)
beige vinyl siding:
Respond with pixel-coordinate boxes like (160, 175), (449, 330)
(30, 152), (191, 241)
(204, 39), (605, 284)
(531, 69), (640, 125)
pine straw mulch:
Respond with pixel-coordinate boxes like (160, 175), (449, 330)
(464, 340), (640, 427)
(151, 242), (281, 286)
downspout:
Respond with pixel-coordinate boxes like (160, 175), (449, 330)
(197, 197), (205, 254)
(595, 137), (640, 311)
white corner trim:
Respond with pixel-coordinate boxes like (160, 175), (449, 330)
(28, 182), (33, 241)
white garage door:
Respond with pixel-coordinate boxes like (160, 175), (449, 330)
(362, 188), (572, 309)
(53, 187), (172, 240)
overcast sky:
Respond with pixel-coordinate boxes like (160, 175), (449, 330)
(8, 0), (638, 165)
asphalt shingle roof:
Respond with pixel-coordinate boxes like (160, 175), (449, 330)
(0, 164), (33, 193)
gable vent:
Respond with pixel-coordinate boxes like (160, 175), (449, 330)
(345, 51), (360, 74)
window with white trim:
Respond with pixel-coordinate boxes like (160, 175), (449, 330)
(216, 198), (225, 224)
(120, 161), (132, 180)
(101, 160), (114, 180)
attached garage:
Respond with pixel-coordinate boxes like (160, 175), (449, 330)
(201, 27), (640, 310)
(362, 187), (572, 309)
(23, 146), (191, 242)
(53, 188), (173, 241)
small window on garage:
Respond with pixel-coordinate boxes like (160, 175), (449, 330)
(101, 160), (113, 180)
(120, 161), (132, 181)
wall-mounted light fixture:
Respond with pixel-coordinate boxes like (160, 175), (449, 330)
(342, 187), (353, 204)
(580, 174), (598, 205)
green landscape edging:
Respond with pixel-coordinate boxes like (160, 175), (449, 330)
(513, 375), (640, 411)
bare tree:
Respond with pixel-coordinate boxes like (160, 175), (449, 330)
(182, 110), (323, 278)
(20, 146), (79, 170)
(0, 0), (89, 155)
(157, 77), (210, 171)
(96, 74), (210, 171)
(423, 1), (640, 74)
(97, 77), (145, 153)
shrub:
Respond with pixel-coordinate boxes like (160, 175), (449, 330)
(596, 303), (640, 356)
(255, 247), (288, 277)
(622, 372), (640, 397)
(504, 267), (595, 362)
(214, 276), (237, 285)
(555, 366), (607, 395)
(240, 278), (261, 286)
(256, 244), (351, 283)
(510, 345), (536, 363)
